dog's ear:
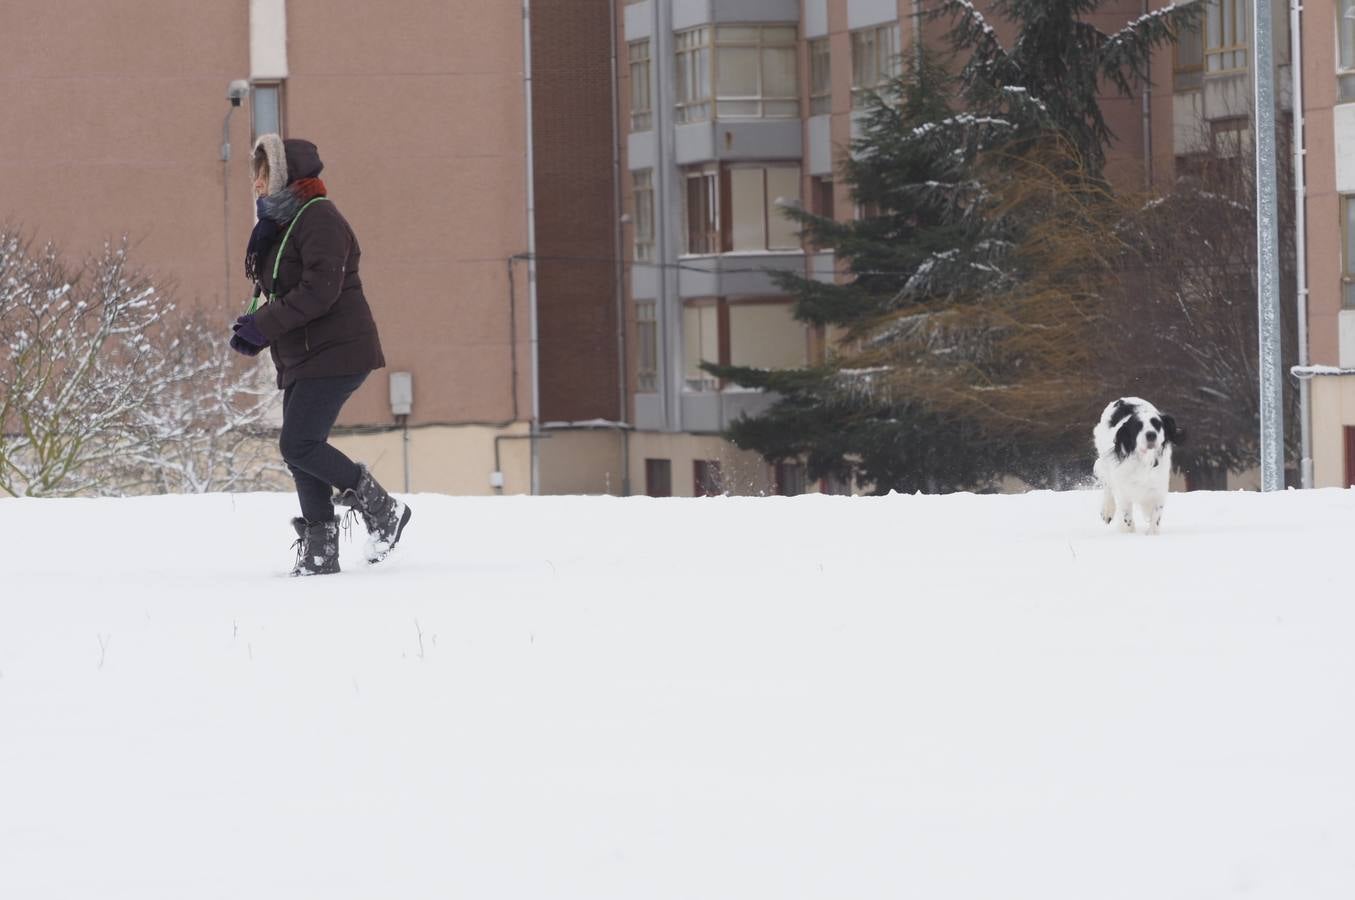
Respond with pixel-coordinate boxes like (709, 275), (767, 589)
(1160, 413), (1184, 446)
(1115, 416), (1142, 459)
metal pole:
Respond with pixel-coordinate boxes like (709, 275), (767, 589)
(1290, 0), (1313, 488)
(1254, 0), (1286, 490)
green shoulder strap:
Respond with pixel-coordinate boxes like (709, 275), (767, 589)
(246, 196), (330, 314)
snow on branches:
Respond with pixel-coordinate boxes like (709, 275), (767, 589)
(0, 228), (285, 497)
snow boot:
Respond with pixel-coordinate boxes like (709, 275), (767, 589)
(335, 464), (411, 564)
(289, 516), (341, 576)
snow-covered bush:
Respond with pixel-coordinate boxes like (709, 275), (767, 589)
(0, 228), (286, 496)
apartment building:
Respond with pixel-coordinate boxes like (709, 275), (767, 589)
(0, 0), (622, 497)
(615, 0), (1157, 497)
(1302, 0), (1355, 485)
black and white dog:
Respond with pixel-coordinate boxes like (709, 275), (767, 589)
(1093, 397), (1184, 535)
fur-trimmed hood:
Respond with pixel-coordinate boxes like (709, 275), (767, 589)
(251, 135), (325, 192)
(251, 133), (287, 195)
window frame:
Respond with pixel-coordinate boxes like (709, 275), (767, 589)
(713, 24), (800, 120)
(682, 163), (802, 256)
(682, 165), (721, 255)
(809, 37), (832, 116)
(645, 458), (672, 497)
(675, 27), (712, 124)
(628, 39), (653, 132)
(1204, 0), (1248, 75)
(693, 460), (724, 497)
(1342, 195), (1355, 307)
(1340, 0), (1355, 102)
(632, 169), (655, 262)
(636, 300), (658, 393)
(250, 81), (285, 140)
(1172, 19), (1204, 92)
(850, 23), (900, 108)
(725, 163), (803, 253)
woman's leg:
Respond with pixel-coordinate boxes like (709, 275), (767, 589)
(279, 373), (368, 522)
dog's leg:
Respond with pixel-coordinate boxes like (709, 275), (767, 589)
(1099, 484), (1115, 525)
(1115, 493), (1135, 533)
(1145, 501), (1164, 536)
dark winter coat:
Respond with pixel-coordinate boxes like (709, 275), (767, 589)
(251, 143), (385, 388)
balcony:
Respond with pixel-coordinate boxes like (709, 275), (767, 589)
(677, 251), (805, 298)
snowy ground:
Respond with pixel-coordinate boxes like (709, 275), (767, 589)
(2, 487), (1354, 899)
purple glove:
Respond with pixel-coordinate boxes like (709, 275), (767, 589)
(233, 314), (269, 348)
(229, 333), (265, 356)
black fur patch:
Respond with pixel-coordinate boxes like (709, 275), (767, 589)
(1160, 414), (1184, 446)
(1108, 399), (1137, 430)
(1114, 416), (1143, 460)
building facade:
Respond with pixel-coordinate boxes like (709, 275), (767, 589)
(614, 0), (1157, 497)
(1300, 0), (1355, 486)
(5, 0), (1353, 495)
(0, 0), (623, 497)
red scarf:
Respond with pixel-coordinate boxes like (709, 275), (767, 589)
(290, 177), (328, 204)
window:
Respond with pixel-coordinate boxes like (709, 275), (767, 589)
(645, 458), (672, 497)
(250, 82), (283, 138)
(675, 27), (712, 124)
(682, 301), (721, 391)
(629, 40), (652, 131)
(729, 165), (802, 252)
(715, 25), (799, 118)
(811, 176), (835, 221)
(1173, 20), (1204, 91)
(851, 24), (900, 107)
(1343, 196), (1355, 307)
(694, 460), (724, 496)
(1213, 117), (1250, 158)
(633, 170), (654, 262)
(1341, 0), (1355, 101)
(729, 301), (807, 371)
(636, 301), (658, 392)
(1204, 0), (1247, 74)
(676, 25), (799, 123)
(682, 164), (802, 255)
(775, 461), (807, 496)
(1346, 428), (1355, 488)
(683, 166), (720, 254)
(809, 38), (832, 116)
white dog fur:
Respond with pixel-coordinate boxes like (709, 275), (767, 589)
(1093, 397), (1184, 536)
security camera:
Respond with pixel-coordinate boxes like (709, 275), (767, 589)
(227, 80), (251, 107)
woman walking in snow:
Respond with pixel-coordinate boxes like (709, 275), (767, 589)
(231, 134), (411, 576)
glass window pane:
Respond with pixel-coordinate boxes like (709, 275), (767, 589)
(730, 168), (766, 251)
(717, 99), (760, 117)
(694, 47), (710, 100)
(683, 304), (720, 389)
(1345, 198), (1355, 277)
(251, 84), (279, 137)
(765, 25), (798, 44)
(729, 303), (806, 370)
(766, 167), (802, 250)
(717, 26), (761, 43)
(717, 46), (760, 96)
(1342, 0), (1355, 70)
(762, 46), (798, 97)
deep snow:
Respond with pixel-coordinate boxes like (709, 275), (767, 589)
(2, 488), (1354, 899)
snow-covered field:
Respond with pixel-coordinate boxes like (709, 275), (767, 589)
(2, 487), (1354, 899)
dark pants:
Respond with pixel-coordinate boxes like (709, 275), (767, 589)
(279, 373), (367, 523)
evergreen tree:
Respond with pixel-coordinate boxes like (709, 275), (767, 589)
(707, 1), (1197, 493)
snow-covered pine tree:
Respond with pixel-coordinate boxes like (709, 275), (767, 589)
(705, 1), (1198, 493)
